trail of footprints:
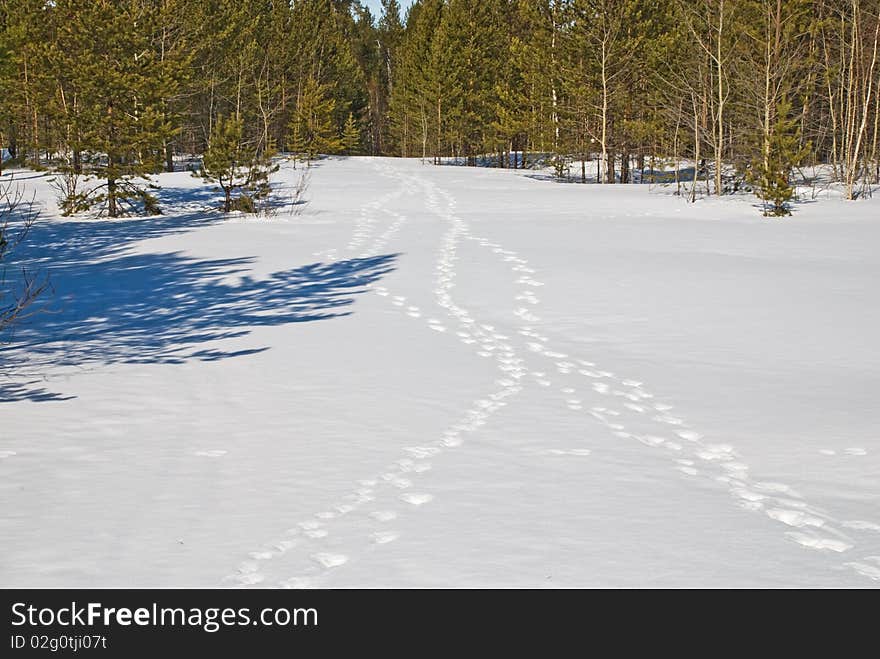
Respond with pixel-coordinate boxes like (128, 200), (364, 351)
(516, 326), (880, 573)
(225, 161), (530, 587)
(226, 160), (879, 586)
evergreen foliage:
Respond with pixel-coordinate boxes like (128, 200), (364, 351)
(1, 0), (879, 216)
(750, 98), (810, 217)
(342, 112), (362, 155)
(200, 115), (277, 213)
(289, 77), (344, 163)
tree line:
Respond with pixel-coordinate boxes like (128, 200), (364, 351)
(1, 0), (878, 217)
(388, 0), (880, 212)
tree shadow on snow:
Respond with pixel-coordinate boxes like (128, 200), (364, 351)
(0, 379), (75, 403)
(1, 190), (398, 403)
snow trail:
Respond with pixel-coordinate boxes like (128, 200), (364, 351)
(224, 158), (878, 587)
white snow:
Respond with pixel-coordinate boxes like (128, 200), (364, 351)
(1, 156), (879, 587)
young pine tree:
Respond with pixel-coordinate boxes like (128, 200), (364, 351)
(289, 78), (343, 163)
(201, 115), (277, 214)
(750, 98), (808, 217)
(342, 113), (361, 155)
(54, 0), (176, 217)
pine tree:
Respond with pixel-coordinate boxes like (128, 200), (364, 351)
(515, 0), (567, 166)
(201, 115), (277, 213)
(377, 0), (405, 154)
(49, 0), (179, 216)
(288, 0), (367, 149)
(388, 0), (445, 160)
(0, 36), (8, 176)
(342, 112), (361, 155)
(289, 77), (343, 163)
(429, 0), (511, 164)
(749, 97), (808, 217)
(1, 0), (878, 205)
(0, 0), (53, 168)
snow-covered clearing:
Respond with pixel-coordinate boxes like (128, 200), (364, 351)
(2, 157), (879, 587)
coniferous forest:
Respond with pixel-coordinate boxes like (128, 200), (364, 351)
(4, 1), (880, 595)
(1, 0), (879, 215)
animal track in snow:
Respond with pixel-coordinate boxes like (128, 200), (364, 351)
(312, 553), (349, 569)
(370, 510), (397, 522)
(280, 577), (315, 589)
(406, 163), (873, 579)
(842, 520), (880, 532)
(230, 159), (877, 587)
(372, 531), (400, 545)
(786, 532), (852, 553)
(401, 493), (434, 506)
(696, 444), (736, 462)
(226, 165), (540, 587)
(766, 509), (826, 528)
(843, 557), (880, 581)
(541, 448), (592, 457)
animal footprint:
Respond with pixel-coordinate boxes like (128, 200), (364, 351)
(842, 520), (880, 532)
(248, 551), (274, 561)
(696, 444), (735, 462)
(401, 493), (433, 506)
(372, 531), (400, 545)
(766, 509), (825, 528)
(280, 577), (315, 589)
(844, 557), (880, 581)
(370, 510), (398, 522)
(233, 572), (265, 586)
(312, 553), (349, 569)
(786, 532), (852, 553)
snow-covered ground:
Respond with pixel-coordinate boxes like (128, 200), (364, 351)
(2, 157), (879, 587)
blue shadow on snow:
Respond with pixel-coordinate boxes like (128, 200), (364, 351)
(1, 195), (398, 403)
